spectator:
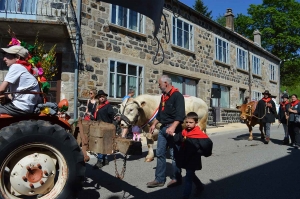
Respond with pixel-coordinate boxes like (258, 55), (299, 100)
(253, 90), (277, 144)
(286, 94), (300, 148)
(278, 94), (289, 144)
(0, 45), (41, 116)
(147, 75), (185, 188)
(84, 89), (97, 120)
(243, 96), (250, 104)
(93, 90), (115, 169)
(122, 89), (135, 101)
(132, 125), (141, 141)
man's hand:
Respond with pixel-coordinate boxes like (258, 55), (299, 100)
(267, 103), (272, 108)
(166, 125), (176, 135)
(149, 124), (156, 134)
(114, 115), (121, 121)
(0, 95), (5, 105)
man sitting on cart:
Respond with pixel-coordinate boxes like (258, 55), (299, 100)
(0, 45), (40, 116)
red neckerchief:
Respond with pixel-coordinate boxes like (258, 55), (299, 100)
(262, 97), (271, 103)
(280, 101), (289, 111)
(182, 126), (208, 139)
(161, 86), (179, 111)
(290, 100), (300, 107)
(16, 60), (32, 73)
(94, 101), (109, 119)
(181, 126), (208, 148)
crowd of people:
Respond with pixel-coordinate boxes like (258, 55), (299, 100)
(242, 91), (300, 147)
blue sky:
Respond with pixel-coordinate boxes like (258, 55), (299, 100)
(181, 0), (262, 19)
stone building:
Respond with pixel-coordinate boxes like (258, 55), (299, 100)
(0, 0), (280, 124)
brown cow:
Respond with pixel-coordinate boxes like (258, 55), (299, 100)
(236, 101), (265, 141)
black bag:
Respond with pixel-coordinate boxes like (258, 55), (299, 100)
(295, 114), (300, 123)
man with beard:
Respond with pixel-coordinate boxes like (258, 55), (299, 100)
(147, 75), (185, 188)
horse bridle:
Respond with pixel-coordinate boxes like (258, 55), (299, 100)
(119, 98), (139, 127)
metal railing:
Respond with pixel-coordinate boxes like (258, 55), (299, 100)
(0, 0), (68, 17)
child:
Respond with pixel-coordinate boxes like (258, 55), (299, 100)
(174, 112), (213, 199)
(132, 125), (141, 141)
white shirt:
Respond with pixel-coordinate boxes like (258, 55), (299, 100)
(4, 63), (40, 112)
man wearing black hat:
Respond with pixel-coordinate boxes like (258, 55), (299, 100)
(253, 90), (277, 144)
(278, 94), (290, 144)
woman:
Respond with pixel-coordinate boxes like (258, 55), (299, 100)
(278, 94), (289, 145)
(286, 94), (300, 148)
(93, 90), (115, 169)
(84, 89), (97, 120)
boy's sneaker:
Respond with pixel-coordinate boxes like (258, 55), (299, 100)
(194, 184), (205, 196)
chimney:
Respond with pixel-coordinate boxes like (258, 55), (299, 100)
(253, 29), (261, 46)
(225, 8), (234, 31)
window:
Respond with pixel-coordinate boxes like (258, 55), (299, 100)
(269, 64), (277, 81)
(172, 18), (194, 51)
(109, 60), (143, 98)
(211, 84), (230, 108)
(237, 48), (248, 70)
(239, 89), (245, 105)
(163, 73), (197, 96)
(252, 55), (261, 75)
(111, 5), (144, 33)
(215, 37), (230, 64)
(252, 91), (261, 101)
(0, 0), (37, 19)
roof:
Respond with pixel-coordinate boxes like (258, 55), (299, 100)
(164, 0), (281, 62)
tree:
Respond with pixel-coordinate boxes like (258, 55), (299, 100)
(193, 0), (212, 19)
(232, 0), (300, 87)
(215, 14), (225, 26)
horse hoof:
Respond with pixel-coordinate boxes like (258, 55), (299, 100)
(248, 137), (253, 141)
(145, 158), (154, 162)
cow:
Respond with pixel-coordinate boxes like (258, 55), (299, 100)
(236, 101), (265, 141)
(119, 94), (208, 162)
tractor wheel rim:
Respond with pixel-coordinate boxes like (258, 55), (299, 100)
(0, 144), (68, 199)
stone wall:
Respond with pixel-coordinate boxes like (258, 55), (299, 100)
(78, 0), (280, 116)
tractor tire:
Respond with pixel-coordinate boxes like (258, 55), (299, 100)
(0, 120), (85, 199)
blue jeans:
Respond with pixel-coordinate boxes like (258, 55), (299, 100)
(263, 123), (271, 138)
(183, 169), (202, 198)
(155, 126), (182, 183)
(97, 153), (108, 162)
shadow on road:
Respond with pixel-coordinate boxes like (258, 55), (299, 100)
(233, 133), (284, 145)
(78, 139), (300, 199)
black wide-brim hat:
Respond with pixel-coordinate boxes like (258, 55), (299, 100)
(281, 94), (289, 99)
(95, 90), (108, 98)
(262, 90), (272, 96)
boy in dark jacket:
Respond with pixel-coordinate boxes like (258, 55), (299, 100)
(174, 112), (213, 199)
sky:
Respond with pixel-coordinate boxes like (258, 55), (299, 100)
(182, 0), (263, 20)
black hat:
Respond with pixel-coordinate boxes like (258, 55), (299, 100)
(281, 94), (289, 99)
(95, 90), (108, 98)
(262, 90), (272, 95)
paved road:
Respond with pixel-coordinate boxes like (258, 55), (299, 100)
(78, 125), (300, 199)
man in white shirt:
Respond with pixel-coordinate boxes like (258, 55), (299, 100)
(0, 45), (41, 116)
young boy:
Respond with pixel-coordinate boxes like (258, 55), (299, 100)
(174, 112), (213, 199)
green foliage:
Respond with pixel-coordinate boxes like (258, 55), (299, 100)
(232, 0), (300, 87)
(215, 14), (225, 26)
(193, 0), (212, 19)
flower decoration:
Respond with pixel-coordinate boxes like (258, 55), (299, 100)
(7, 28), (57, 95)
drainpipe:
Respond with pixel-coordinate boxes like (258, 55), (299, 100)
(247, 47), (252, 100)
(74, 0), (82, 120)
